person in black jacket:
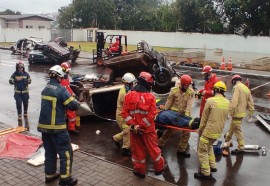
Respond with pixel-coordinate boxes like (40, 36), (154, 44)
(9, 61), (31, 121)
(37, 65), (80, 186)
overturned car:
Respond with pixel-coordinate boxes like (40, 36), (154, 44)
(10, 37), (43, 57)
(28, 37), (80, 64)
(71, 39), (178, 119)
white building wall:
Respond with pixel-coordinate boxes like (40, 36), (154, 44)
(22, 20), (51, 29)
(0, 28), (51, 42)
(0, 18), (6, 28)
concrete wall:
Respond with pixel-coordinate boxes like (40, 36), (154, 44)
(0, 28), (51, 42)
(22, 20), (51, 29)
(99, 30), (270, 54)
(1, 28), (270, 54)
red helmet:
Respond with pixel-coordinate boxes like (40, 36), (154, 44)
(61, 62), (71, 73)
(16, 61), (25, 70)
(202, 65), (212, 74)
(115, 37), (119, 40)
(232, 74), (242, 84)
(232, 74), (242, 81)
(180, 75), (192, 86)
(138, 72), (154, 84)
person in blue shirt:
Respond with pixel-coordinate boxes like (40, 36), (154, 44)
(9, 61), (31, 121)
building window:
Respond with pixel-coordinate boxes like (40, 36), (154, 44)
(38, 26), (45, 29)
(26, 25), (33, 28)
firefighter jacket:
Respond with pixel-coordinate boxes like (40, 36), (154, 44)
(37, 79), (80, 133)
(60, 77), (74, 95)
(229, 82), (254, 118)
(164, 85), (195, 116)
(9, 71), (31, 93)
(121, 90), (157, 133)
(199, 94), (230, 139)
(116, 86), (127, 122)
(199, 73), (219, 100)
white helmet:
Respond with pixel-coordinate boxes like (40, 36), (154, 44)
(122, 73), (136, 83)
(48, 65), (66, 78)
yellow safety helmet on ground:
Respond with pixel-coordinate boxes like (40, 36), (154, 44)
(214, 81), (227, 92)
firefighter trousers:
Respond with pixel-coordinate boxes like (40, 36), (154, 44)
(131, 131), (165, 174)
(225, 118), (245, 150)
(42, 131), (73, 180)
(198, 136), (216, 176)
(66, 110), (77, 131)
(113, 117), (130, 149)
(158, 128), (190, 152)
(14, 92), (29, 116)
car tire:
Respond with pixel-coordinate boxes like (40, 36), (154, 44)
(153, 67), (172, 88)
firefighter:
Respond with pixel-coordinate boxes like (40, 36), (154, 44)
(37, 65), (80, 186)
(158, 74), (195, 157)
(112, 73), (137, 156)
(194, 81), (229, 180)
(224, 74), (254, 154)
(60, 62), (79, 135)
(9, 61), (31, 121)
(198, 65), (219, 117)
(109, 37), (120, 53)
(121, 72), (167, 178)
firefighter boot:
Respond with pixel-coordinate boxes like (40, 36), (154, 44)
(112, 137), (121, 148)
(194, 172), (211, 180)
(133, 170), (145, 178)
(122, 148), (131, 157)
(45, 173), (60, 183)
(59, 177), (78, 186)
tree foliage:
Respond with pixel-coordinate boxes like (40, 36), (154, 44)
(0, 9), (21, 15)
(56, 0), (270, 36)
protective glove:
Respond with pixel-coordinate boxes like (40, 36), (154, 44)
(195, 92), (202, 99)
(130, 125), (143, 134)
(197, 129), (202, 136)
(247, 116), (253, 123)
(159, 105), (165, 110)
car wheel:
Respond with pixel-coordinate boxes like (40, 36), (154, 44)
(153, 67), (172, 88)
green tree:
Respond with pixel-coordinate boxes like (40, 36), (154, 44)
(216, 0), (270, 36)
(0, 9), (21, 15)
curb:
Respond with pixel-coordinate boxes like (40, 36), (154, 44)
(0, 46), (10, 50)
(173, 65), (270, 79)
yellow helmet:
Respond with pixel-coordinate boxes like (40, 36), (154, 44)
(214, 81), (227, 92)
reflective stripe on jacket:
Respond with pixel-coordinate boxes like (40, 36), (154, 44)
(37, 79), (79, 133)
(199, 94), (230, 139)
(9, 71), (31, 93)
(229, 82), (254, 118)
(164, 85), (195, 116)
(121, 91), (156, 133)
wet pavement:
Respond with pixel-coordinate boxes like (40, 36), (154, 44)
(0, 48), (270, 185)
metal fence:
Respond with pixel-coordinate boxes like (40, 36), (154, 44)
(51, 29), (71, 42)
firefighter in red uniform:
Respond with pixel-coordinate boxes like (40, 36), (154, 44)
(198, 65), (219, 117)
(109, 37), (120, 53)
(60, 62), (79, 134)
(122, 72), (167, 178)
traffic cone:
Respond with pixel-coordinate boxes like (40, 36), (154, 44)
(219, 57), (226, 70)
(267, 91), (270, 96)
(227, 57), (233, 71)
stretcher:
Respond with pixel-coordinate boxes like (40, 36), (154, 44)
(156, 123), (197, 132)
